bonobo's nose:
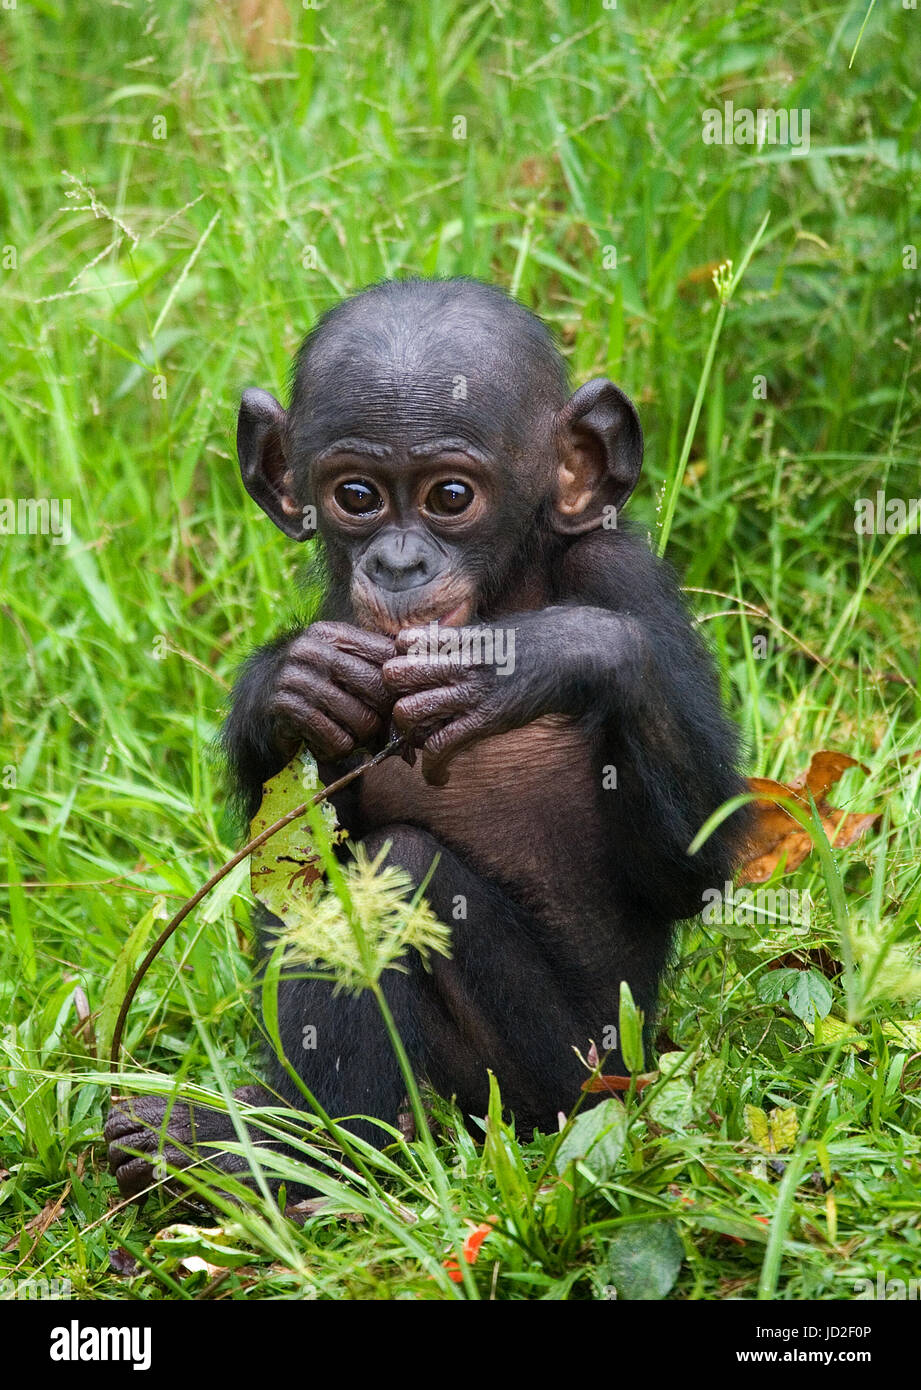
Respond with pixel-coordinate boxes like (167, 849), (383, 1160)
(365, 531), (436, 592)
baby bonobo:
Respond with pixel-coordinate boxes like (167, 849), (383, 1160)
(106, 277), (747, 1200)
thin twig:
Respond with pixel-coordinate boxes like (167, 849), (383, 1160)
(109, 738), (404, 1072)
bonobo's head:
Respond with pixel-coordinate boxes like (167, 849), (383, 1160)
(237, 278), (642, 634)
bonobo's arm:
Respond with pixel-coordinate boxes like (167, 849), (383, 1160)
(559, 527), (750, 916)
(384, 526), (749, 920)
(223, 622), (396, 821)
(384, 607), (648, 782)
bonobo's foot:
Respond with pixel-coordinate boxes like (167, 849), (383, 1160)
(105, 1085), (272, 1201)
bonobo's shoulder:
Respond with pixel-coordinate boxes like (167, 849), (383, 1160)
(559, 521), (685, 613)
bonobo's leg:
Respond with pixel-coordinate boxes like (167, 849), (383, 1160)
(106, 824), (614, 1200)
(268, 825), (621, 1139)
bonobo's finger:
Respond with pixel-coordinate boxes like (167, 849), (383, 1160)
(319, 649), (394, 712)
(105, 1094), (176, 1153)
(105, 1096), (192, 1199)
(273, 694), (354, 759)
(393, 625), (490, 663)
(288, 632), (395, 712)
(382, 652), (465, 693)
(300, 623), (396, 665)
(420, 711), (491, 787)
(391, 686), (469, 734)
(278, 672), (383, 742)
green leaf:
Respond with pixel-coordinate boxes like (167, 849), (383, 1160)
(683, 1211), (770, 1244)
(787, 969), (833, 1022)
(692, 1056), (725, 1118)
(555, 1099), (627, 1180)
(757, 967), (800, 1003)
(604, 1222), (684, 1300)
(151, 1223), (257, 1269)
(485, 1073), (532, 1212)
(618, 980), (645, 1074)
(97, 899), (164, 1057)
(5, 845), (35, 982)
(250, 752), (331, 921)
(648, 1069), (695, 1132)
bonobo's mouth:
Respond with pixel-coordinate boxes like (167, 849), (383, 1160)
(370, 598), (474, 637)
(418, 601), (471, 629)
(350, 576), (475, 636)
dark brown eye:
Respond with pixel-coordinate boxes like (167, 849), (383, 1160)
(335, 480), (382, 516)
(425, 480), (474, 516)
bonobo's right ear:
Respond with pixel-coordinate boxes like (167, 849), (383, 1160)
(237, 388), (312, 541)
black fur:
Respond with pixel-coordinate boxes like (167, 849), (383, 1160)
(106, 278), (748, 1200)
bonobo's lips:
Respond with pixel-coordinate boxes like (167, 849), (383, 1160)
(351, 572), (476, 635)
(415, 601), (470, 629)
(352, 584), (475, 636)
(376, 598), (473, 636)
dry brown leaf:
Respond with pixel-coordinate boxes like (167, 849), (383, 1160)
(516, 156), (551, 188)
(740, 751), (880, 884)
(769, 946), (842, 979)
(3, 1184), (70, 1256)
(198, 0), (290, 64)
(581, 1072), (657, 1094)
(678, 260), (723, 295)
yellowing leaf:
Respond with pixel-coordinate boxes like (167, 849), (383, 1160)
(807, 1014), (866, 1051)
(744, 1104), (799, 1153)
(249, 751), (342, 921)
(882, 1020), (921, 1050)
(767, 1107), (799, 1152)
(744, 1104), (769, 1148)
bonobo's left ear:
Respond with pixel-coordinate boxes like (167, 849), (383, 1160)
(551, 377), (643, 534)
(237, 388), (312, 541)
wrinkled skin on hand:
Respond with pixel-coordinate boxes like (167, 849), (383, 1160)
(105, 1087), (275, 1201)
(270, 621), (396, 762)
(384, 609), (636, 786)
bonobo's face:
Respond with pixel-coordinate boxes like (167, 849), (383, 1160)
(309, 423), (499, 635)
(293, 334), (551, 633)
(235, 280), (643, 634)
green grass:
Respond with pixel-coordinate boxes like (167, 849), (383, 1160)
(1, 0), (920, 1301)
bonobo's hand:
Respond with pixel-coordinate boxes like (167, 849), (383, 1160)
(383, 607), (642, 786)
(382, 616), (552, 786)
(271, 622), (397, 762)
